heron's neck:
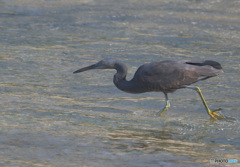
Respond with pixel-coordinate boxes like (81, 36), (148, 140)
(113, 62), (140, 93)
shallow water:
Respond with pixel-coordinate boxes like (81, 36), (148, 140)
(1, 0), (240, 166)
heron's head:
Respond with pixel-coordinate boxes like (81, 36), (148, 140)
(73, 58), (117, 73)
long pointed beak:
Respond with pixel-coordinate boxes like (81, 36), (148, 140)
(73, 64), (97, 73)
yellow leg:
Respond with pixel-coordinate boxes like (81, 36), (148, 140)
(157, 93), (170, 116)
(186, 86), (223, 119)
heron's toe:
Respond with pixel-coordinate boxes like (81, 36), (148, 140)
(212, 112), (224, 118)
(209, 110), (224, 119)
(212, 108), (222, 112)
(209, 112), (218, 120)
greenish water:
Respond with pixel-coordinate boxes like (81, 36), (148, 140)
(1, 0), (240, 166)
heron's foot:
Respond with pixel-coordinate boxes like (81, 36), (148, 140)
(157, 101), (170, 116)
(208, 108), (223, 119)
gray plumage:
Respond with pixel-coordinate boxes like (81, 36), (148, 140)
(73, 58), (223, 119)
(126, 60), (222, 93)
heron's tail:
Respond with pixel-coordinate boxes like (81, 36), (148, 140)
(186, 60), (222, 70)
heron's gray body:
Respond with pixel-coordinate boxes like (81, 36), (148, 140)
(113, 60), (222, 94)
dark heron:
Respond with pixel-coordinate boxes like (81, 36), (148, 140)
(73, 58), (223, 119)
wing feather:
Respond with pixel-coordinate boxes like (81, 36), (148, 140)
(132, 60), (222, 93)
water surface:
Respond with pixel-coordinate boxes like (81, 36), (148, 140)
(1, 0), (240, 166)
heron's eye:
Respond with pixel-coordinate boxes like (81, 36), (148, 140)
(101, 61), (104, 65)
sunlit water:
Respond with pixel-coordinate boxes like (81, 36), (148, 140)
(1, 0), (240, 166)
